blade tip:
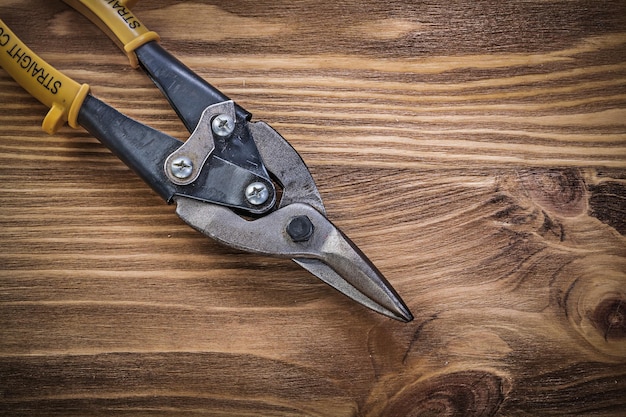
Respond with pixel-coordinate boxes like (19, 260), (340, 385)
(397, 308), (414, 323)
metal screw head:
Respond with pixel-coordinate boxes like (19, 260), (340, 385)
(245, 182), (269, 206)
(170, 156), (193, 179)
(286, 215), (314, 242)
(211, 114), (235, 138)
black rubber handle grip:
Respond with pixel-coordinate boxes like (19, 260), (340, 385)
(78, 94), (180, 202)
(135, 41), (251, 133)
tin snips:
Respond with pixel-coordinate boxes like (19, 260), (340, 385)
(0, 0), (412, 322)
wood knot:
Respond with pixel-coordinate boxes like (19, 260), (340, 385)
(559, 257), (626, 358)
(519, 168), (587, 217)
(380, 370), (506, 417)
(592, 298), (625, 341)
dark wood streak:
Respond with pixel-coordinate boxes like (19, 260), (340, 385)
(589, 182), (626, 235)
(507, 362), (626, 416)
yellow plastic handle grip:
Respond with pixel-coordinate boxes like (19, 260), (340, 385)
(62, 0), (160, 68)
(0, 19), (90, 134)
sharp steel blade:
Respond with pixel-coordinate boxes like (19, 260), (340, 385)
(294, 217), (412, 322)
(293, 253), (413, 322)
(175, 197), (413, 321)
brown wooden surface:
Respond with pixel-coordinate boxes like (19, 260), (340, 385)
(1, 1), (625, 415)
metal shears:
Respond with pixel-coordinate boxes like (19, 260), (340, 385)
(0, 0), (413, 322)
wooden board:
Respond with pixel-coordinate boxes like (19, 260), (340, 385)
(1, 1), (625, 415)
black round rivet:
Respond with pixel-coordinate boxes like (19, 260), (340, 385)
(286, 216), (314, 242)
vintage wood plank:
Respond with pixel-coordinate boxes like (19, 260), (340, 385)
(1, 1), (625, 416)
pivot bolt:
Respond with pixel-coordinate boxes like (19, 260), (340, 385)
(245, 182), (269, 206)
(286, 216), (314, 242)
(211, 114), (235, 138)
(170, 156), (193, 179)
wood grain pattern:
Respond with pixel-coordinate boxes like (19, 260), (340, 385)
(1, 1), (625, 415)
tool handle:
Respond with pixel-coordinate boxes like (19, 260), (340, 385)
(0, 19), (89, 134)
(62, 0), (160, 68)
(64, 0), (252, 131)
(134, 42), (252, 132)
(78, 94), (181, 202)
